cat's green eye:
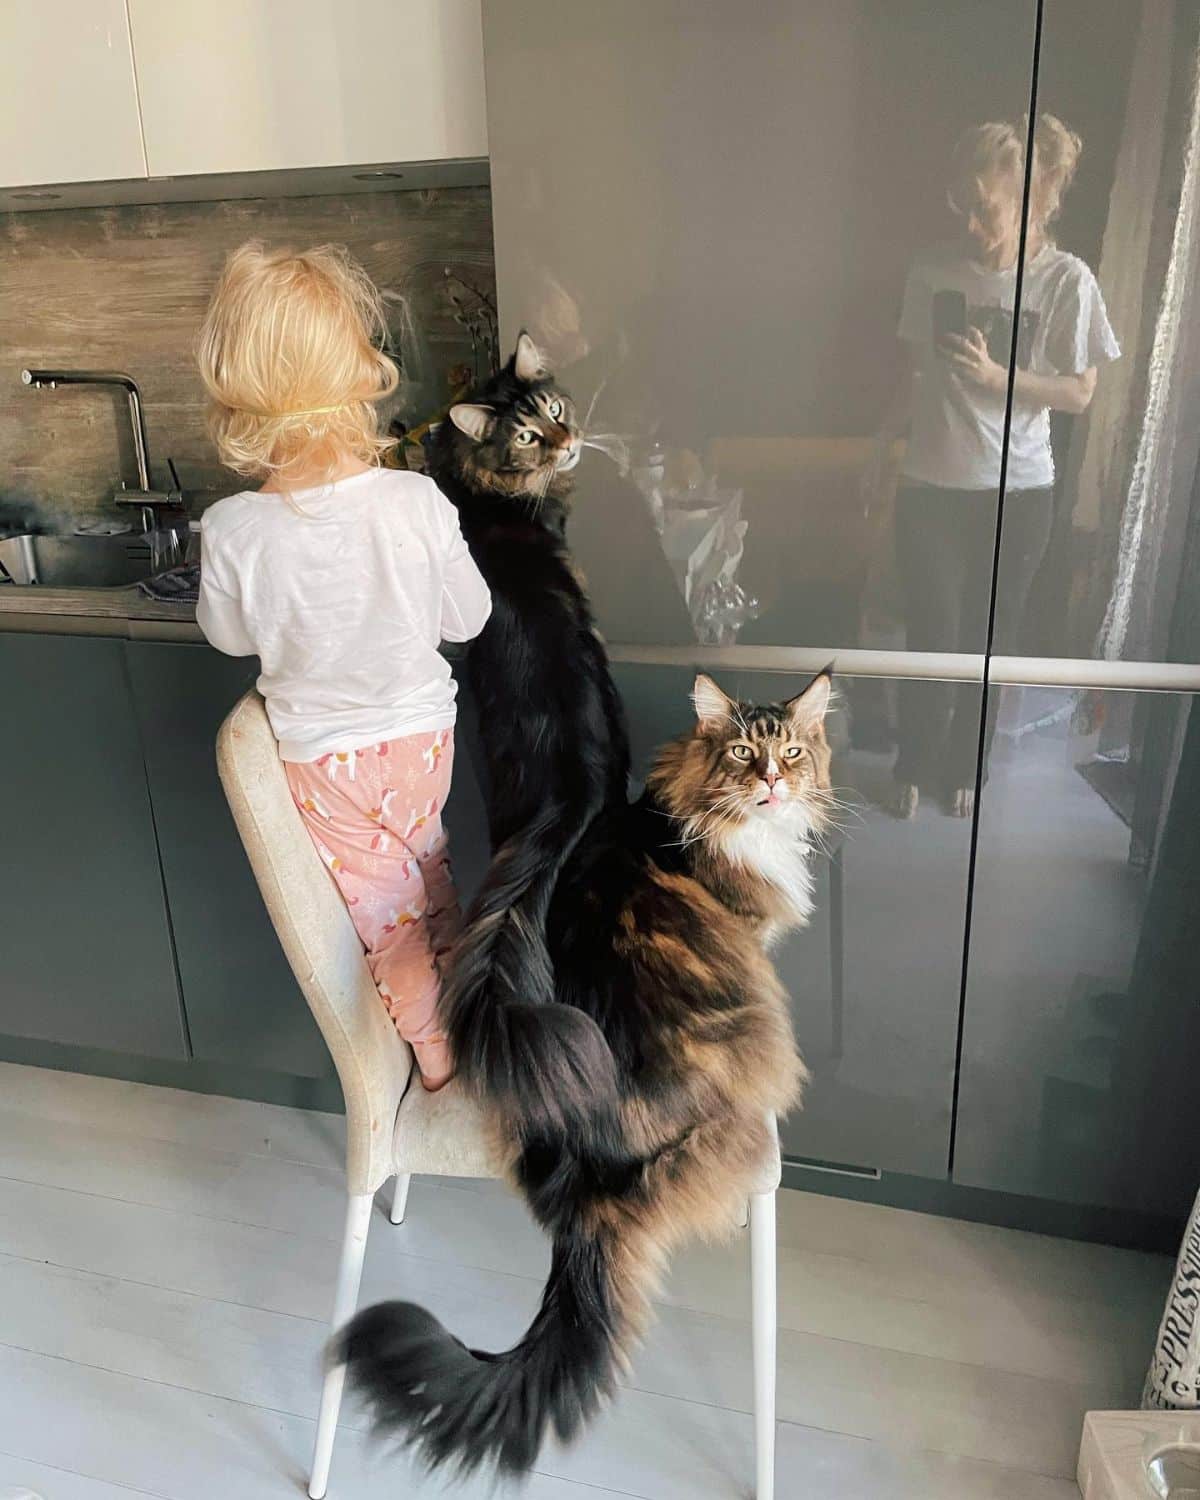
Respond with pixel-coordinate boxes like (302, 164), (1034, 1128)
(729, 744), (753, 760)
(548, 398), (564, 420)
(515, 430), (538, 446)
(783, 746), (804, 759)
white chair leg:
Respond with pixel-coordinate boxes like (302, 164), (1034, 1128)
(309, 1192), (373, 1500)
(750, 1190), (777, 1500)
(390, 1171), (411, 1225)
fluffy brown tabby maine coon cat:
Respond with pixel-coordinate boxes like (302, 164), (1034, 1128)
(340, 666), (833, 1478)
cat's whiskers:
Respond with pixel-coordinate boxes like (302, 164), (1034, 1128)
(806, 819), (842, 854)
(581, 371), (611, 434)
(517, 461), (556, 518)
(580, 433), (631, 471)
(727, 704), (752, 738)
(697, 788), (750, 825)
(678, 779), (821, 851)
(823, 788), (867, 820)
(673, 790), (747, 849)
(804, 823), (836, 860)
(801, 786), (862, 836)
(680, 779), (840, 852)
(672, 813), (732, 850)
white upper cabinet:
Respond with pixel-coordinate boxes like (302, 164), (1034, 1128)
(127, 0), (488, 177)
(0, 0), (147, 188)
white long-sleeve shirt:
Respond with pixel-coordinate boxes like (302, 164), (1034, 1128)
(197, 467), (491, 761)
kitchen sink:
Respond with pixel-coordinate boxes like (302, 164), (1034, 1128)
(0, 531), (159, 589)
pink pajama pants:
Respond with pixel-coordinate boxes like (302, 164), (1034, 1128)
(283, 728), (461, 1089)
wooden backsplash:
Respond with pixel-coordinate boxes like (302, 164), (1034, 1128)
(0, 188), (494, 527)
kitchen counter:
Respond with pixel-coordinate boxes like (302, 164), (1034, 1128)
(0, 585), (473, 658)
(0, 583), (203, 641)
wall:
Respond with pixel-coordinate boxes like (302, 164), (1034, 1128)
(0, 188), (494, 527)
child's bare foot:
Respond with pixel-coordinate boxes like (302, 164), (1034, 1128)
(886, 780), (919, 819)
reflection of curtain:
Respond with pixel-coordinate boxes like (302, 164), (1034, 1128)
(1100, 15), (1200, 660)
(1062, 0), (1175, 561)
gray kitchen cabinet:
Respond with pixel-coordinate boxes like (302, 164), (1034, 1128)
(953, 689), (1200, 1221)
(0, 633), (186, 1058)
(125, 641), (333, 1080)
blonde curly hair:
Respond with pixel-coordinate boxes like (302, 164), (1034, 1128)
(948, 113), (1082, 236)
(197, 240), (399, 483)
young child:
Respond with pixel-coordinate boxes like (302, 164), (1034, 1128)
(195, 241), (491, 1090)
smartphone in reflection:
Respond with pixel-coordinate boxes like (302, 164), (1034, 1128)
(932, 288), (967, 351)
(984, 307), (1013, 366)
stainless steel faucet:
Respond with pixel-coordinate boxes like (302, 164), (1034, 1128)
(21, 368), (185, 531)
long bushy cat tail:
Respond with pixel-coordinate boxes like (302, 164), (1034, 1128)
(337, 1212), (648, 1478)
(439, 801), (618, 1134)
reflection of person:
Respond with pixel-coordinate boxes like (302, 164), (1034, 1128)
(867, 115), (1120, 817)
(518, 278), (698, 644)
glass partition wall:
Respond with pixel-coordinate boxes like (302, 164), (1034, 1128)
(953, 0), (1200, 1218)
(481, 0), (1200, 1215)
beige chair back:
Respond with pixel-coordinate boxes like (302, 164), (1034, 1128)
(216, 690), (411, 1194)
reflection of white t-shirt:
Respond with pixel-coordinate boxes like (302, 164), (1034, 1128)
(898, 241), (1120, 491)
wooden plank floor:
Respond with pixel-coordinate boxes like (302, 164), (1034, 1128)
(0, 1062), (1171, 1499)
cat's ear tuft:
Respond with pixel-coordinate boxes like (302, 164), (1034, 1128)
(513, 331), (549, 383)
(786, 670), (832, 735)
(449, 404), (496, 442)
(692, 673), (735, 730)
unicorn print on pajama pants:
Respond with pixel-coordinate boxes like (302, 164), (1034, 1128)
(284, 728), (460, 1089)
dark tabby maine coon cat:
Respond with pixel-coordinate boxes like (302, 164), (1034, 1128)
(423, 331), (630, 1128)
(337, 336), (831, 1475)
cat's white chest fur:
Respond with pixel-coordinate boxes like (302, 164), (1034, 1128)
(723, 816), (815, 931)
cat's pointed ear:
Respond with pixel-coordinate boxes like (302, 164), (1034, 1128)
(785, 670), (833, 736)
(692, 673), (736, 730)
(513, 331), (549, 383)
(449, 404), (496, 442)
